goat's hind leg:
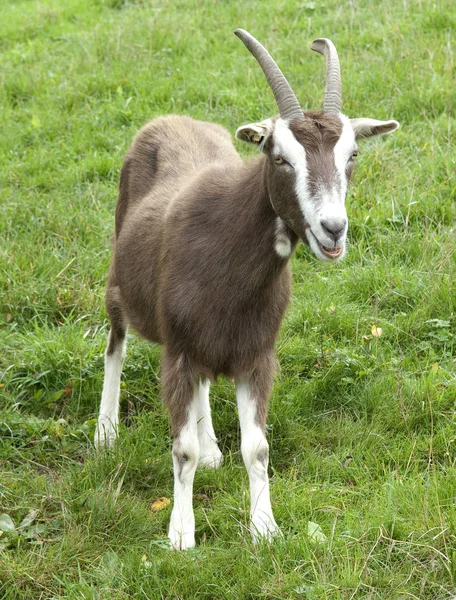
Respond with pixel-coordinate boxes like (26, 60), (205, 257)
(196, 379), (223, 468)
(95, 286), (126, 449)
(163, 351), (200, 550)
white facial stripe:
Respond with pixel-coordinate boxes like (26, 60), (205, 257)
(273, 118), (310, 222)
(333, 114), (356, 199)
(272, 118), (307, 167)
(272, 117), (351, 262)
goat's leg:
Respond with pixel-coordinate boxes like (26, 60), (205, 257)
(236, 355), (279, 542)
(196, 379), (223, 468)
(163, 351), (199, 550)
(95, 286), (126, 449)
(95, 326), (126, 448)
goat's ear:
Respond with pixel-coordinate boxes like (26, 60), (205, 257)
(350, 118), (400, 140)
(235, 119), (273, 146)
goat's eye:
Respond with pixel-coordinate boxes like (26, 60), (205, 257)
(274, 156), (285, 165)
(351, 150), (359, 160)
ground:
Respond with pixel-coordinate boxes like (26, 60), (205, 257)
(0, 0), (455, 598)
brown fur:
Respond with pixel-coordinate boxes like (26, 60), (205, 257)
(259, 111), (348, 244)
(291, 112), (343, 196)
(105, 112), (341, 434)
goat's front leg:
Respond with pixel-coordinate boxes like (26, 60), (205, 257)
(163, 351), (200, 550)
(236, 359), (279, 543)
(169, 401), (199, 550)
(196, 379), (223, 468)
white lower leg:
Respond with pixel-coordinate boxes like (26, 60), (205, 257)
(196, 379), (223, 468)
(168, 397), (199, 550)
(236, 381), (278, 542)
(95, 330), (126, 448)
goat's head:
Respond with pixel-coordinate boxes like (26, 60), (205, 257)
(235, 29), (400, 261)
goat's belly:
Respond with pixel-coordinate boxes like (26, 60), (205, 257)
(115, 270), (163, 343)
(124, 305), (163, 345)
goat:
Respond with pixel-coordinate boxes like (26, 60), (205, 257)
(95, 29), (399, 550)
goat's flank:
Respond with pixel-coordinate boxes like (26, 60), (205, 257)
(95, 29), (399, 550)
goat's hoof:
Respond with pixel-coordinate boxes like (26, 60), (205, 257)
(198, 445), (223, 469)
(94, 419), (117, 449)
(168, 524), (196, 551)
(250, 515), (280, 544)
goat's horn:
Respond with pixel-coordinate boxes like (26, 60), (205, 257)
(235, 28), (304, 121)
(310, 38), (342, 114)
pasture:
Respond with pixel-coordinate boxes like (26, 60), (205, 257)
(1, 0), (455, 597)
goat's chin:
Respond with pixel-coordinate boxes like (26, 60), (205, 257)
(306, 229), (346, 263)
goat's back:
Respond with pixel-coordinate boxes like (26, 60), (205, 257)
(115, 115), (241, 238)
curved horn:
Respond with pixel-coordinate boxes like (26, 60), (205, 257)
(310, 38), (342, 114)
(235, 28), (303, 121)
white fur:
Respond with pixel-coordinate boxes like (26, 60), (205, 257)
(196, 379), (223, 468)
(274, 217), (292, 258)
(94, 330), (126, 448)
(333, 114), (356, 200)
(272, 117), (354, 262)
(236, 381), (279, 542)
(168, 394), (199, 550)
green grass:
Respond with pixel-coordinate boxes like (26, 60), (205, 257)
(1, 0), (455, 598)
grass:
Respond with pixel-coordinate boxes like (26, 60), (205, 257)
(0, 0), (455, 598)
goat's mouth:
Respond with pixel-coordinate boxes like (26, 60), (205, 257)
(317, 242), (343, 259)
(307, 229), (344, 261)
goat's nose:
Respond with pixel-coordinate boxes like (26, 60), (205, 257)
(320, 218), (347, 241)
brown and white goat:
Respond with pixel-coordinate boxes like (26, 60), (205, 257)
(95, 29), (399, 549)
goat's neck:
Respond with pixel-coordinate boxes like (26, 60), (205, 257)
(225, 155), (298, 278)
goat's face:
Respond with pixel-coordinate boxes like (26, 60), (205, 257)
(236, 112), (399, 262)
(234, 30), (399, 262)
(269, 112), (353, 261)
